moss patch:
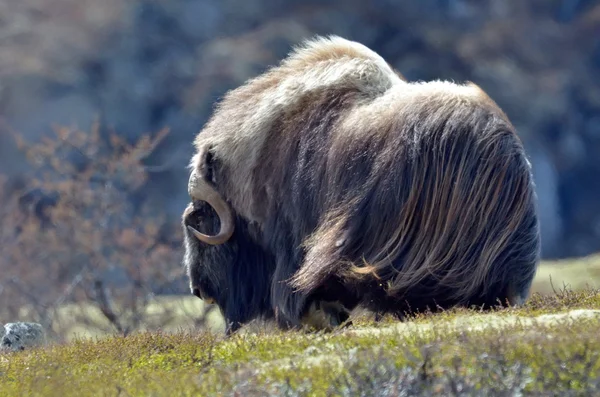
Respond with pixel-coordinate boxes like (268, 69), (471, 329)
(2, 288), (600, 396)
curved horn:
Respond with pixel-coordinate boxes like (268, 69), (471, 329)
(187, 170), (235, 245)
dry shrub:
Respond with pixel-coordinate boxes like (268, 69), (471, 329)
(0, 123), (195, 340)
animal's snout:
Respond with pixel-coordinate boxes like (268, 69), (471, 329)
(192, 286), (216, 305)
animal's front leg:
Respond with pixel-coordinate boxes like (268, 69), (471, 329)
(271, 259), (308, 330)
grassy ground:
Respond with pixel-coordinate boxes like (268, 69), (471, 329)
(2, 289), (600, 396)
(2, 254), (600, 396)
(530, 253), (600, 295)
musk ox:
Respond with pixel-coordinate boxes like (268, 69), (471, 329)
(182, 35), (540, 335)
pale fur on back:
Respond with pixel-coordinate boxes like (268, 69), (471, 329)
(191, 33), (523, 257)
(192, 35), (406, 224)
(192, 34), (516, 254)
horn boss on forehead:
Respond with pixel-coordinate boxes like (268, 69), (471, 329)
(186, 154), (234, 245)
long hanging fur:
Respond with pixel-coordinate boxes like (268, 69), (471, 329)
(185, 35), (540, 331)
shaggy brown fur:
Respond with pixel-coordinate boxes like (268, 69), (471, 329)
(183, 35), (540, 333)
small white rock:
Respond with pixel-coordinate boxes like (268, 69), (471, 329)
(1, 322), (46, 352)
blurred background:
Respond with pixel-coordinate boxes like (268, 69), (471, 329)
(1, 0), (599, 341)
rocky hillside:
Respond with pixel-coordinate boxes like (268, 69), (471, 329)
(1, 0), (599, 259)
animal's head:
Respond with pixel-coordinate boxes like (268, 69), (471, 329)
(182, 144), (236, 306)
(181, 144), (274, 333)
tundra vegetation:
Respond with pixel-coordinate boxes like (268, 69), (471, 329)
(1, 124), (600, 395)
(1, 285), (600, 396)
(0, 124), (220, 341)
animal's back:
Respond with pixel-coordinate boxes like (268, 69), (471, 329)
(291, 77), (540, 314)
(196, 35), (405, 225)
(254, 38), (540, 314)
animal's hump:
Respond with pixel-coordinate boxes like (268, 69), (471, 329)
(284, 36), (401, 76)
(284, 36), (385, 66)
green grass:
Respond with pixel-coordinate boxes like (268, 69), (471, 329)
(3, 254), (600, 396)
(2, 288), (600, 396)
(530, 253), (600, 295)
